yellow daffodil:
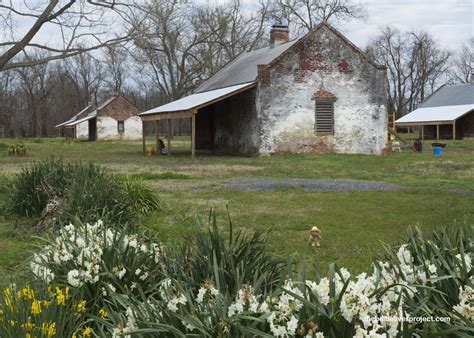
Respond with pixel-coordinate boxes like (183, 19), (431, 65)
(42, 300), (51, 308)
(3, 288), (13, 311)
(21, 321), (34, 330)
(98, 308), (108, 318)
(9, 319), (15, 326)
(31, 299), (42, 315)
(76, 300), (87, 313)
(55, 287), (65, 305)
(47, 286), (53, 296)
(41, 322), (56, 337)
(26, 334), (31, 338)
(17, 285), (35, 300)
(82, 326), (93, 337)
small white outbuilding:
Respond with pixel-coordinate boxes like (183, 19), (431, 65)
(55, 94), (142, 141)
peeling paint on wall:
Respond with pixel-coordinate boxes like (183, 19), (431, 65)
(258, 25), (387, 155)
(76, 121), (88, 138)
(97, 116), (142, 140)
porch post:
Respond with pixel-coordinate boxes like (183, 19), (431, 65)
(191, 113), (196, 159)
(421, 125), (424, 140)
(156, 120), (160, 156)
(436, 124), (439, 140)
(142, 120), (146, 154)
(453, 121), (456, 140)
(167, 119), (171, 156)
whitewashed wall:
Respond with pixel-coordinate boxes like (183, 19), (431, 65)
(257, 25), (387, 155)
(97, 116), (142, 140)
(76, 121), (89, 138)
(259, 75), (387, 154)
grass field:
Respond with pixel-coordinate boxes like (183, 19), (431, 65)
(0, 136), (473, 278)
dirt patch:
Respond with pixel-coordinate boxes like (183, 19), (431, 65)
(223, 178), (400, 192)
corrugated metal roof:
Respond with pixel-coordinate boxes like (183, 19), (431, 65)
(421, 83), (474, 107)
(195, 39), (301, 93)
(140, 82), (256, 115)
(395, 104), (474, 124)
(64, 110), (97, 126)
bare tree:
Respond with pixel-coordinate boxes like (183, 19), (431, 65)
(272, 0), (366, 34)
(132, 0), (212, 100)
(0, 0), (139, 71)
(64, 52), (105, 105)
(368, 27), (451, 117)
(13, 52), (52, 137)
(103, 45), (129, 93)
(451, 38), (473, 83)
(193, 0), (271, 77)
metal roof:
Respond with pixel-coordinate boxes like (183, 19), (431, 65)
(395, 104), (474, 124)
(421, 83), (474, 107)
(140, 82), (256, 116)
(64, 110), (97, 126)
(195, 38), (301, 93)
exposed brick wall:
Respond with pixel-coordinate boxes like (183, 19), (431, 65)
(257, 24), (387, 154)
(97, 95), (141, 120)
(96, 95), (142, 140)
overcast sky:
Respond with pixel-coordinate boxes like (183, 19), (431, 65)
(6, 0), (474, 52)
(344, 0), (473, 50)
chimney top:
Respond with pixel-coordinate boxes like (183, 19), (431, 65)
(270, 24), (289, 48)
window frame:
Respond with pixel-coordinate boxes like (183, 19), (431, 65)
(117, 120), (125, 134)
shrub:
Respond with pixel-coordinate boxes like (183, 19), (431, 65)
(7, 142), (26, 156)
(170, 212), (286, 297)
(97, 225), (473, 337)
(29, 219), (167, 313)
(9, 159), (161, 226)
(116, 178), (162, 215)
(0, 280), (91, 337)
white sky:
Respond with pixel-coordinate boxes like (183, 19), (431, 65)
(346, 0), (473, 50)
(5, 0), (474, 52)
(243, 0), (473, 51)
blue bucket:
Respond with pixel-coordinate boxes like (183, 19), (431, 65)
(432, 146), (442, 156)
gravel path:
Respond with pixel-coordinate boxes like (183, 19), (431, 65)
(223, 178), (400, 192)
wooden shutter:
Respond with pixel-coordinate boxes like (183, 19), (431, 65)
(315, 101), (334, 135)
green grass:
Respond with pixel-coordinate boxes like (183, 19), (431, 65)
(0, 136), (473, 277)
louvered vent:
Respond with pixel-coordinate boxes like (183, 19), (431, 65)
(315, 101), (334, 135)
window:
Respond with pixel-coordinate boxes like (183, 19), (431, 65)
(118, 120), (124, 133)
(314, 100), (334, 135)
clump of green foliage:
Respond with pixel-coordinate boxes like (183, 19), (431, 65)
(8, 158), (161, 226)
(7, 142), (26, 156)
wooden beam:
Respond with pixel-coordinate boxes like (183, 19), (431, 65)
(167, 119), (171, 156)
(453, 121), (456, 140)
(421, 125), (424, 140)
(191, 114), (196, 159)
(436, 124), (439, 140)
(396, 121), (454, 127)
(142, 120), (146, 154)
(141, 111), (194, 121)
(155, 120), (160, 156)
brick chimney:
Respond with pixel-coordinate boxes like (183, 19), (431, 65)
(270, 24), (289, 48)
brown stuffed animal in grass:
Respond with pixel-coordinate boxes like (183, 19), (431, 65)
(310, 226), (321, 247)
